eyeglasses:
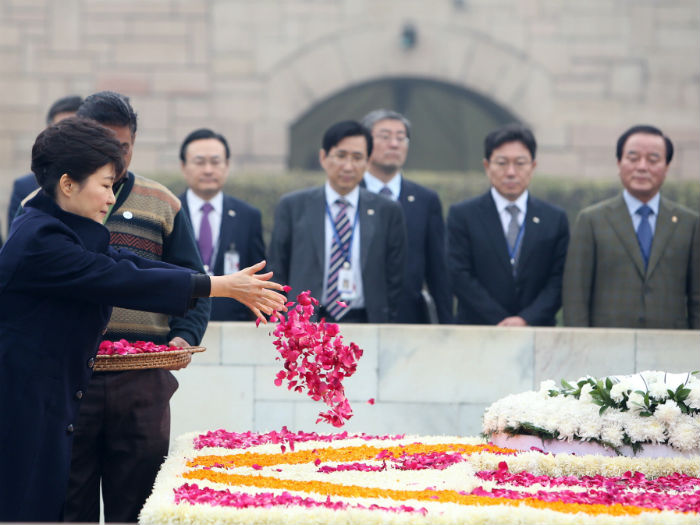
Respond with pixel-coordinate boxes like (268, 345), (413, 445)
(373, 132), (409, 144)
(490, 158), (532, 171)
(189, 156), (226, 168)
(328, 151), (367, 165)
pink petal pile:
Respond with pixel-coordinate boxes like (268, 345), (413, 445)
(97, 339), (181, 355)
(267, 289), (364, 427)
(194, 428), (405, 451)
(174, 483), (428, 515)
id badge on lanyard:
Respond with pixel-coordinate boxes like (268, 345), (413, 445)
(337, 261), (357, 300)
(224, 243), (240, 274)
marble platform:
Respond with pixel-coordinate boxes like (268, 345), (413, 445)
(169, 323), (700, 440)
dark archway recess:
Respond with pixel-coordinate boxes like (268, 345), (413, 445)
(289, 76), (521, 171)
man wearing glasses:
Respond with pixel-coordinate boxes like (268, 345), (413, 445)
(269, 120), (406, 323)
(179, 128), (265, 321)
(361, 109), (452, 324)
(447, 123), (569, 326)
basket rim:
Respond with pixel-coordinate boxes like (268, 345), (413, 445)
(96, 346), (206, 359)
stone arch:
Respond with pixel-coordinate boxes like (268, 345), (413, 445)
(260, 23), (554, 167)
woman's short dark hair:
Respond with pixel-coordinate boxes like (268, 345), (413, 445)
(31, 117), (125, 198)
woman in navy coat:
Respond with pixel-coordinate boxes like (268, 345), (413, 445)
(0, 118), (285, 522)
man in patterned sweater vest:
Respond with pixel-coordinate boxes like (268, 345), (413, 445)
(64, 92), (211, 523)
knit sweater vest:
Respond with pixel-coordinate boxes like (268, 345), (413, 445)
(103, 174), (181, 344)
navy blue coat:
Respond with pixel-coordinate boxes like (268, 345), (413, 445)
(180, 192), (265, 321)
(7, 172), (39, 226)
(447, 191), (569, 326)
(0, 192), (200, 522)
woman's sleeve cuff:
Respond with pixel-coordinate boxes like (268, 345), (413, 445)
(191, 273), (211, 298)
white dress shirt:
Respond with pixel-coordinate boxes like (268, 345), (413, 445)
(623, 189), (660, 235)
(322, 183), (364, 309)
(186, 189), (224, 267)
(363, 171), (402, 201)
(490, 187), (529, 238)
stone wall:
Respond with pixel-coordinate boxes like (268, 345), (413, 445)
(169, 322), (700, 440)
(1, 0), (699, 226)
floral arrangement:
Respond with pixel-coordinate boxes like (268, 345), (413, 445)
(483, 371), (700, 454)
(97, 339), (182, 355)
(139, 429), (700, 525)
(264, 290), (364, 427)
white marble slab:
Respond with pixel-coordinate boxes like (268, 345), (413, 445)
(635, 330), (700, 372)
(170, 365), (254, 440)
(378, 325), (534, 403)
(221, 322), (279, 365)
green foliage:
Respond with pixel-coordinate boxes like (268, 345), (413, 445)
(149, 170), (700, 243)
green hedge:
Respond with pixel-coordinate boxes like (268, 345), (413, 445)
(154, 170), (700, 242)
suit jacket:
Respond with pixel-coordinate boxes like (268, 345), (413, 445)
(0, 192), (198, 522)
(8, 172), (39, 227)
(563, 194), (700, 329)
(180, 192), (265, 321)
(268, 185), (407, 323)
(363, 178), (452, 324)
(447, 191), (569, 326)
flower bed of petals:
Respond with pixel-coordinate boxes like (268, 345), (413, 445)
(98, 339), (181, 355)
(138, 430), (700, 525)
(483, 371), (700, 454)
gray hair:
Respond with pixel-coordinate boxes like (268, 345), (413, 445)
(361, 109), (411, 139)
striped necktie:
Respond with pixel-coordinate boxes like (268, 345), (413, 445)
(326, 199), (352, 320)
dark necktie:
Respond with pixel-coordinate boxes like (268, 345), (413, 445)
(379, 186), (393, 199)
(636, 204), (653, 269)
(326, 199), (352, 320)
(198, 202), (214, 269)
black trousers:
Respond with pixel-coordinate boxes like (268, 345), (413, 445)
(64, 369), (178, 523)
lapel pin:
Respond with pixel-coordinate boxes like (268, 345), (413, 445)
(123, 211), (133, 220)
(532, 216), (540, 223)
(407, 195), (415, 202)
(671, 215), (678, 223)
(367, 209), (375, 216)
(228, 209), (236, 217)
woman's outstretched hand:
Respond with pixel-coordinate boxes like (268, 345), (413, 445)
(209, 261), (286, 322)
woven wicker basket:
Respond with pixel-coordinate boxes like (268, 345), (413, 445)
(94, 346), (206, 372)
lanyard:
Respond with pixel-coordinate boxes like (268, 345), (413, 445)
(325, 202), (359, 264)
(507, 221), (526, 265)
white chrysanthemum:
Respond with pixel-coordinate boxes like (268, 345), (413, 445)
(579, 383), (594, 404)
(627, 391), (646, 413)
(576, 406), (604, 440)
(609, 382), (628, 403)
(538, 379), (556, 394)
(686, 385), (700, 410)
(653, 401), (682, 426)
(667, 418), (700, 451)
(599, 422), (624, 447)
(648, 381), (670, 401)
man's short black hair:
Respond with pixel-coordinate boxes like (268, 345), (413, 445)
(321, 120), (373, 157)
(76, 91), (138, 136)
(616, 124), (674, 164)
(31, 117), (124, 198)
(46, 95), (83, 125)
(179, 128), (231, 163)
(484, 123), (537, 160)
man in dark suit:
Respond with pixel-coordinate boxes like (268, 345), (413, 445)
(178, 128), (265, 321)
(447, 123), (569, 326)
(7, 95), (83, 227)
(360, 109), (452, 324)
(269, 120), (407, 323)
(563, 125), (699, 329)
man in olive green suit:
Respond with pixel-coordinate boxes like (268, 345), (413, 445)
(563, 125), (699, 329)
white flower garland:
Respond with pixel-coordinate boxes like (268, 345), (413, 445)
(483, 370), (700, 452)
